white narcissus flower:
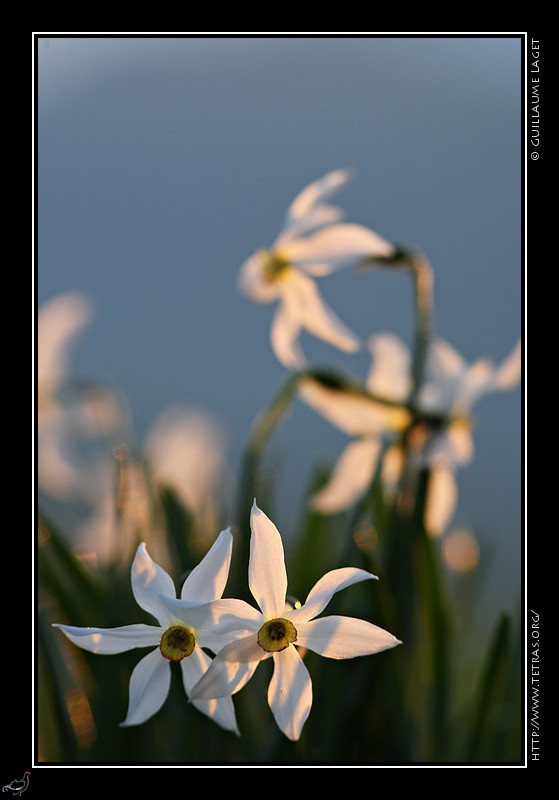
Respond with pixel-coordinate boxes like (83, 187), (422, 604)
(408, 337), (518, 479)
(417, 337), (522, 419)
(300, 332), (522, 536)
(238, 169), (395, 370)
(163, 502), (401, 741)
(414, 336), (521, 536)
(53, 531), (240, 733)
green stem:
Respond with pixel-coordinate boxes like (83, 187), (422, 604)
(362, 244), (434, 402)
(375, 248), (435, 530)
(413, 470), (452, 760)
(409, 253), (434, 404)
(374, 249), (451, 760)
(233, 372), (304, 592)
(381, 249), (435, 588)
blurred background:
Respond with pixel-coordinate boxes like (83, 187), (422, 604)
(36, 35), (522, 631)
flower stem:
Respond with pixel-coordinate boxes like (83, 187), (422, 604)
(375, 249), (454, 757)
(366, 244), (434, 403)
(233, 372), (304, 591)
(408, 252), (434, 404)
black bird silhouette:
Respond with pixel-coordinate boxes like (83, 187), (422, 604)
(2, 773), (30, 796)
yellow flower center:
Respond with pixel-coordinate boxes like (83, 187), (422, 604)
(261, 250), (289, 283)
(257, 617), (297, 653)
(160, 625), (196, 661)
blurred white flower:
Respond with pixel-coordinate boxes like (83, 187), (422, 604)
(164, 502), (400, 741)
(238, 169), (394, 369)
(413, 337), (521, 535)
(144, 406), (229, 511)
(38, 291), (93, 406)
(54, 532), (239, 732)
(417, 337), (522, 418)
(300, 333), (521, 535)
(37, 292), (128, 562)
(144, 405), (232, 543)
(37, 291), (95, 499)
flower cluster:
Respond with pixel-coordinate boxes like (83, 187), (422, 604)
(54, 502), (400, 740)
(49, 168), (520, 756)
(239, 169), (520, 535)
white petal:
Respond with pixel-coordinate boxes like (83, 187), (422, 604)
(130, 542), (176, 626)
(311, 436), (382, 514)
(295, 615), (401, 659)
(181, 647), (239, 734)
(493, 339), (522, 390)
(120, 648), (170, 726)
(38, 291), (92, 392)
(270, 299), (307, 370)
(278, 269), (361, 356)
(283, 223), (393, 273)
(249, 502), (288, 619)
(53, 623), (161, 654)
(193, 692), (239, 735)
(190, 635), (265, 700)
(179, 644), (215, 691)
(298, 378), (407, 438)
(287, 168), (351, 218)
(289, 567), (377, 624)
(380, 443), (405, 504)
(181, 528), (233, 603)
(366, 333), (412, 403)
(268, 645), (312, 741)
(454, 359), (496, 413)
(282, 169), (351, 238)
(427, 338), (466, 380)
(424, 465), (458, 537)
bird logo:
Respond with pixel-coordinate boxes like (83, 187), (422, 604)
(2, 772), (30, 796)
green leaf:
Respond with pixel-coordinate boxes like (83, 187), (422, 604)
(466, 609), (512, 762)
(38, 514), (107, 624)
